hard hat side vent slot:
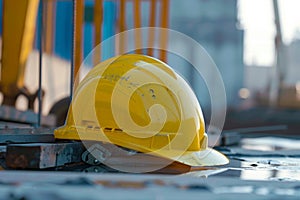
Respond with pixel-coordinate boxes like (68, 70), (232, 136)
(103, 127), (123, 132)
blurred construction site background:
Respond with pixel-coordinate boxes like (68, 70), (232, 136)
(0, 0), (299, 130)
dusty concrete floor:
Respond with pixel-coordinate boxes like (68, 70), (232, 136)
(1, 135), (300, 199)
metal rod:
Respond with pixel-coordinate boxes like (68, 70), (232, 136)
(70, 0), (75, 100)
(94, 0), (103, 64)
(118, 0), (126, 54)
(134, 0), (142, 54)
(159, 0), (169, 62)
(148, 0), (156, 56)
(37, 0), (44, 127)
(74, 0), (84, 89)
(269, 0), (285, 106)
(44, 0), (54, 54)
(224, 125), (288, 134)
(70, 0), (84, 99)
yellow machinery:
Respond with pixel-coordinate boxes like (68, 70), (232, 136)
(0, 0), (170, 126)
(0, 0), (39, 109)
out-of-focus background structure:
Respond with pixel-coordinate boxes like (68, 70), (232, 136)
(0, 0), (300, 198)
(1, 0), (299, 129)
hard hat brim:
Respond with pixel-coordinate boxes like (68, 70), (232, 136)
(152, 148), (229, 167)
(179, 148), (229, 166)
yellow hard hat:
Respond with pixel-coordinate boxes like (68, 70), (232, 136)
(54, 54), (228, 167)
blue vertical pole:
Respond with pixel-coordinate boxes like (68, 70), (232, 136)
(37, 0), (44, 127)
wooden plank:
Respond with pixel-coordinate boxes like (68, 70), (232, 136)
(0, 146), (6, 170)
(0, 128), (55, 144)
(0, 133), (54, 144)
(6, 142), (85, 169)
(6, 140), (213, 173)
(81, 142), (206, 174)
(0, 127), (52, 134)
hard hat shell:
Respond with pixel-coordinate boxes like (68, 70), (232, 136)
(54, 54), (228, 167)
